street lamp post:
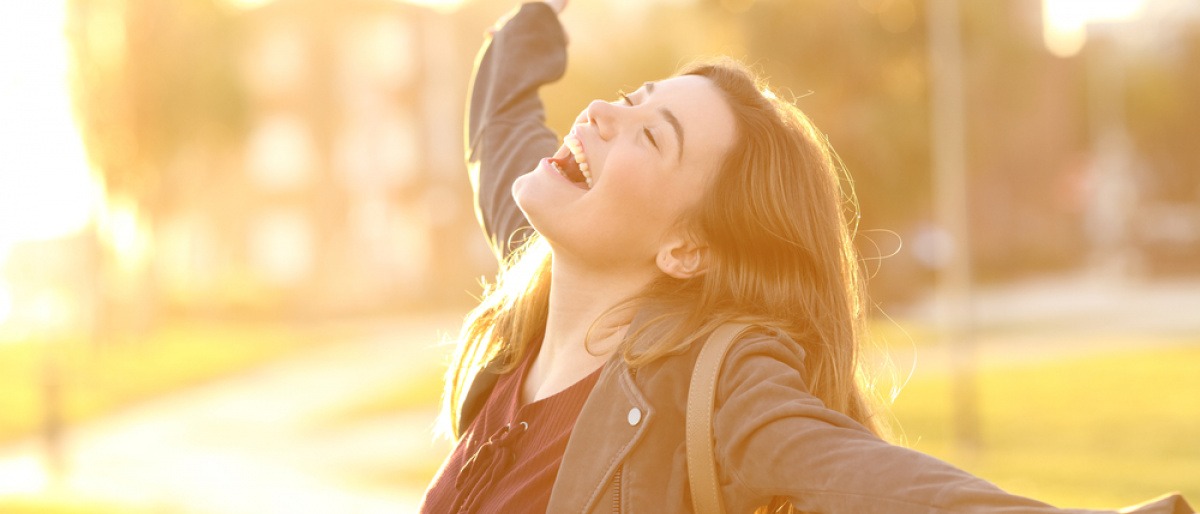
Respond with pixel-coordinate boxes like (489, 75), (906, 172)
(926, 0), (979, 453)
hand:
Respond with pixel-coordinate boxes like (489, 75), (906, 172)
(486, 0), (568, 38)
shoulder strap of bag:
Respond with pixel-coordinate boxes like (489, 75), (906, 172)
(686, 322), (753, 514)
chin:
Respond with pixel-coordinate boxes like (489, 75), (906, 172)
(514, 168), (576, 219)
(512, 171), (541, 210)
(512, 175), (558, 231)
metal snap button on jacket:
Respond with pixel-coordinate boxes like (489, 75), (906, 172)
(627, 407), (642, 426)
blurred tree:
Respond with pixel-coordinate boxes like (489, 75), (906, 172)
(958, 0), (1088, 278)
(68, 0), (247, 210)
(67, 0), (247, 334)
(717, 0), (934, 299)
(1125, 25), (1200, 204)
(1123, 21), (1200, 274)
(731, 0), (1092, 285)
(739, 0), (932, 233)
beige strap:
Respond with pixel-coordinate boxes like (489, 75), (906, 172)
(686, 322), (752, 514)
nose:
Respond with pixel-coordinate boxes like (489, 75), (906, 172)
(584, 99), (620, 141)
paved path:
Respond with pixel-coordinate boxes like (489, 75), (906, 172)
(899, 274), (1200, 338)
(0, 275), (1197, 513)
(886, 274), (1200, 374)
(0, 313), (463, 513)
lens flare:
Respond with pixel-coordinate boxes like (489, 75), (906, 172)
(1042, 0), (1147, 57)
(0, 281), (12, 327)
(0, 2), (103, 246)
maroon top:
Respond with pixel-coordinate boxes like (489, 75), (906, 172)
(420, 348), (603, 514)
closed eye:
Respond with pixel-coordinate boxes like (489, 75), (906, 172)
(617, 91), (660, 150)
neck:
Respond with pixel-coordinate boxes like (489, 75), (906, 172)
(539, 255), (655, 364)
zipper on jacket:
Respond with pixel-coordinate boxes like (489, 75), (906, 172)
(611, 468), (622, 513)
(611, 366), (634, 513)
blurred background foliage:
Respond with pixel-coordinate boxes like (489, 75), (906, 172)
(70, 0), (249, 204)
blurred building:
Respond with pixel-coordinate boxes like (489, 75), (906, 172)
(147, 0), (475, 317)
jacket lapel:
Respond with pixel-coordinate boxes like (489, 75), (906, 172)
(547, 355), (652, 513)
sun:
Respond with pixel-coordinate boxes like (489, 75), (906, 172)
(1042, 0), (1147, 57)
(0, 3), (104, 251)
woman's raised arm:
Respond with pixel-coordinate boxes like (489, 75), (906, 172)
(465, 1), (567, 261)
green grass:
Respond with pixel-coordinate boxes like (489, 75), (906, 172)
(866, 316), (939, 350)
(891, 346), (1200, 509)
(0, 320), (326, 445)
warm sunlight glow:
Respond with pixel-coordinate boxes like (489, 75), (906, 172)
(1043, 0), (1147, 57)
(0, 2), (104, 252)
(30, 289), (71, 329)
(99, 198), (152, 272)
(224, 0), (278, 9)
(392, 0), (467, 14)
(226, 0), (468, 13)
(0, 281), (12, 327)
(0, 455), (50, 496)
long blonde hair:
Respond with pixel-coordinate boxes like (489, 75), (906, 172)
(443, 58), (884, 439)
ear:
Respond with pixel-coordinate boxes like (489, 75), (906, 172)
(655, 236), (708, 280)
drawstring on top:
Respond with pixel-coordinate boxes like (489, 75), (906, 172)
(454, 421), (530, 513)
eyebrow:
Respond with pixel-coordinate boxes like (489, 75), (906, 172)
(644, 81), (685, 162)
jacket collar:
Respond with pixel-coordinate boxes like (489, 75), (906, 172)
(546, 353), (652, 512)
(457, 308), (663, 509)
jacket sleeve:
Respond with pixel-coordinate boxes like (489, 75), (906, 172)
(711, 334), (1192, 514)
(465, 2), (566, 261)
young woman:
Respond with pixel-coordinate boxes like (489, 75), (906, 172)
(419, 2), (1193, 513)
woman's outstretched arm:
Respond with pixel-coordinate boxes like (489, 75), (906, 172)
(713, 333), (1192, 513)
(465, 1), (566, 261)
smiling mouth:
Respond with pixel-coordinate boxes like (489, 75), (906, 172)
(549, 133), (593, 189)
(550, 153), (588, 189)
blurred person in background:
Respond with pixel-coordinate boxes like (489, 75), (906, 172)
(419, 1), (1195, 512)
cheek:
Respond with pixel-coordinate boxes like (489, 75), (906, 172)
(602, 171), (696, 233)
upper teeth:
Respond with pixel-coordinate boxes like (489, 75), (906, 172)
(564, 133), (592, 189)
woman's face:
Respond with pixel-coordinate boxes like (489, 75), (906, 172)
(513, 74), (736, 274)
